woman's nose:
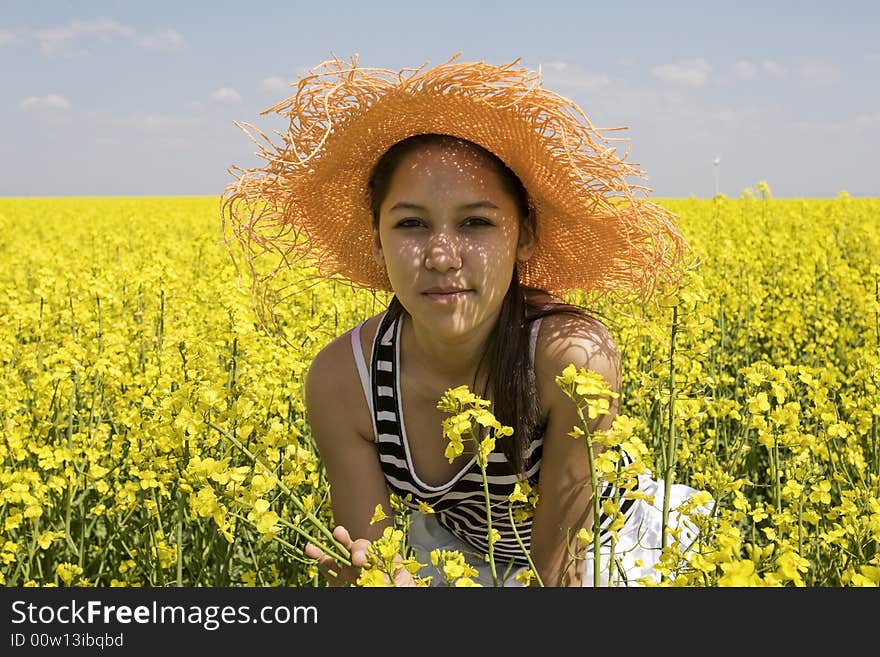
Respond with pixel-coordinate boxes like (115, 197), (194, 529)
(424, 232), (462, 272)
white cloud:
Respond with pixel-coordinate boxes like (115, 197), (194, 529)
(211, 87), (242, 103)
(0, 29), (18, 46)
(135, 29), (185, 53)
(850, 111), (880, 129)
(260, 77), (289, 93)
(717, 105), (780, 125)
(98, 112), (185, 132)
(538, 61), (611, 93)
(733, 60), (756, 80)
(762, 60), (787, 78)
(791, 111), (880, 136)
(800, 61), (839, 83)
(34, 19), (185, 56)
(87, 111), (228, 148)
(19, 94), (71, 111)
(651, 58), (711, 86)
(36, 19), (132, 55)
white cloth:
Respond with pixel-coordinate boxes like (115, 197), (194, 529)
(407, 473), (707, 587)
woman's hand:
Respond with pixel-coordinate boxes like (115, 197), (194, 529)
(305, 525), (372, 587)
(305, 525), (418, 587)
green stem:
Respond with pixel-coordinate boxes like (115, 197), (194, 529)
(228, 511), (344, 566)
(507, 503), (544, 587)
(64, 395), (80, 559)
(773, 438), (781, 514)
(273, 516), (348, 563)
(176, 489), (184, 586)
(874, 273), (878, 349)
(206, 420), (350, 566)
(477, 450), (498, 587)
(571, 401), (601, 587)
(146, 517), (165, 586)
(662, 305), (679, 559)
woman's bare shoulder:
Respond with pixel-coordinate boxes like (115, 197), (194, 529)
(308, 313), (384, 378)
(305, 312), (386, 441)
(533, 310), (621, 391)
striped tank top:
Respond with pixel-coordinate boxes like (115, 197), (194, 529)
(350, 310), (638, 565)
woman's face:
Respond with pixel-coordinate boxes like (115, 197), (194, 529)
(372, 142), (534, 338)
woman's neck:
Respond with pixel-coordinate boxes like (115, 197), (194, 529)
(400, 311), (495, 386)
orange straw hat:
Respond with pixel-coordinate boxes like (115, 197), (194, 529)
(221, 53), (691, 320)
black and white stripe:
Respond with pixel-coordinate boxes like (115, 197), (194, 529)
(371, 311), (638, 565)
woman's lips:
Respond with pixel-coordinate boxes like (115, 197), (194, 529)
(422, 289), (472, 302)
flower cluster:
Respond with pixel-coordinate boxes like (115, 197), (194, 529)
(2, 195), (879, 587)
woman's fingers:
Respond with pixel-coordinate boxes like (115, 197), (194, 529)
(328, 526), (372, 566)
(304, 541), (347, 586)
(307, 528), (413, 586)
(331, 525), (353, 547)
(305, 527), (376, 586)
(349, 538), (373, 567)
(303, 542), (324, 561)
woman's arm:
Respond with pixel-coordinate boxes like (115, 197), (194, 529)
(529, 314), (622, 587)
(303, 331), (394, 584)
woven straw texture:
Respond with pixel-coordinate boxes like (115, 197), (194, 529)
(221, 53), (691, 313)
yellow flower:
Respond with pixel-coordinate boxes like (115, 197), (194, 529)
(453, 577), (482, 587)
(773, 551), (810, 587)
(24, 504), (43, 519)
(515, 569), (535, 586)
(369, 503), (387, 525)
(748, 392), (771, 415)
(1, 541), (19, 566)
(357, 569), (391, 587)
(555, 365), (619, 421)
(478, 436), (495, 465)
(474, 409), (500, 430)
(508, 482), (528, 503)
(623, 489), (656, 504)
(755, 180), (772, 198)
(444, 436), (464, 463)
(808, 480), (832, 505)
(55, 562), (84, 585)
(594, 450), (619, 474)
(576, 528), (591, 547)
(430, 549), (479, 585)
(37, 531), (65, 550)
(5, 512), (23, 532)
(557, 363), (578, 384)
(585, 396), (611, 420)
(853, 565), (880, 586)
(250, 473), (278, 497)
(437, 385), (477, 413)
(372, 526), (404, 561)
(246, 498), (280, 537)
(718, 560), (763, 587)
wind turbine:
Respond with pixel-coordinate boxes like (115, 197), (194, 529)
(713, 155), (721, 196)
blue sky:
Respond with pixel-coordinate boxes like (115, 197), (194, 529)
(2, 0), (878, 198)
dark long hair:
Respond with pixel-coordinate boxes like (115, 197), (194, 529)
(368, 134), (590, 477)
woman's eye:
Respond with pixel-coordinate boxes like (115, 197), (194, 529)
(396, 218), (424, 228)
(462, 216), (492, 227)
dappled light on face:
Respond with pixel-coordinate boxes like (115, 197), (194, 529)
(375, 143), (525, 340)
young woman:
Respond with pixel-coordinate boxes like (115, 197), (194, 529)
(222, 54), (704, 587)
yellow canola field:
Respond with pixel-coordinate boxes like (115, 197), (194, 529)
(0, 193), (878, 587)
